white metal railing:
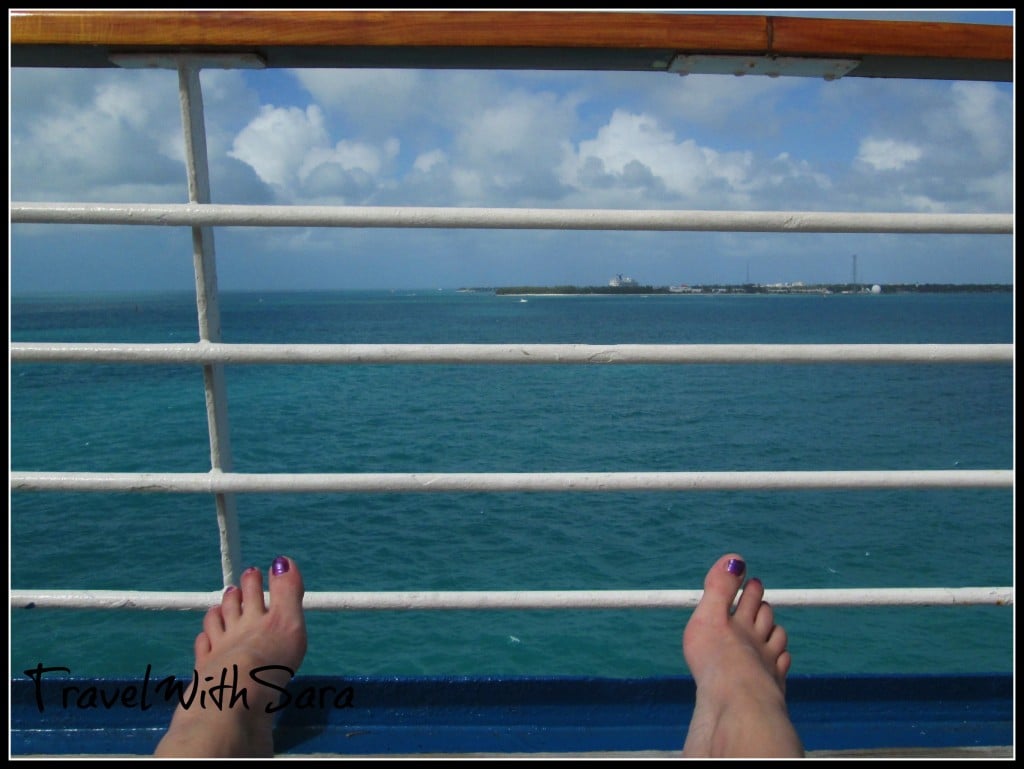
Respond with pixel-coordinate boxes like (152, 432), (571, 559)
(11, 470), (1013, 494)
(9, 587), (1013, 612)
(10, 201), (1012, 234)
(8, 342), (1014, 365)
(9, 16), (1013, 614)
(176, 61), (242, 589)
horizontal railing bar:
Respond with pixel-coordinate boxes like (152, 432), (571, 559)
(10, 12), (1012, 82)
(11, 470), (1012, 493)
(10, 202), (1013, 234)
(11, 11), (1009, 60)
(9, 586), (1013, 611)
(10, 342), (1014, 365)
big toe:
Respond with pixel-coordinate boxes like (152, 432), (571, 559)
(268, 556), (305, 617)
(697, 553), (747, 616)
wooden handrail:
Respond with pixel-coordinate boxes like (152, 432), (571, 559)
(9, 11), (763, 50)
(10, 10), (1012, 81)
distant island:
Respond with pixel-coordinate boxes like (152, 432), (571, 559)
(464, 283), (1012, 296)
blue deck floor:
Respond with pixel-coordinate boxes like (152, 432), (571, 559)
(11, 673), (1012, 755)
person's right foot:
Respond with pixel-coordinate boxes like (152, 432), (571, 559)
(681, 553), (803, 757)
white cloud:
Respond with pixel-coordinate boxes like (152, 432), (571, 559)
(192, 70), (263, 156)
(230, 104), (330, 188)
(446, 90), (577, 203)
(856, 138), (923, 171)
(294, 70), (422, 127)
(299, 138), (398, 182)
(229, 103), (402, 202)
(899, 193), (947, 213)
(93, 81), (150, 130)
(663, 73), (795, 127)
(560, 110), (756, 204)
(10, 69), (184, 202)
(965, 170), (1012, 211)
(451, 168), (485, 202)
(413, 149), (447, 174)
(951, 82), (1008, 163)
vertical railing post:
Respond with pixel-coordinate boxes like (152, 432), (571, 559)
(177, 63), (242, 588)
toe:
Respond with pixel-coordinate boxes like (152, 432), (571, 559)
(698, 553), (747, 615)
(767, 622), (789, 658)
(777, 649), (792, 679)
(220, 584), (242, 622)
(240, 566), (267, 614)
(193, 631), (212, 665)
(202, 605), (225, 641)
(267, 556), (305, 618)
(752, 598), (776, 640)
(734, 576), (764, 623)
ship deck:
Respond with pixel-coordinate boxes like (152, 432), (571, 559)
(11, 673), (1013, 757)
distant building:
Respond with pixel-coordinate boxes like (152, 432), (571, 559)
(609, 274), (637, 287)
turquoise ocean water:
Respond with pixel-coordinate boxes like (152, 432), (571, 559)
(10, 290), (1013, 681)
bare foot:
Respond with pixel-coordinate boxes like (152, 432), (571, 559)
(155, 556), (307, 757)
(682, 553), (803, 757)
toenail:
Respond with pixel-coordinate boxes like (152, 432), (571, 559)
(224, 585), (237, 594)
(244, 566), (259, 575)
(726, 558), (746, 575)
(272, 556), (290, 576)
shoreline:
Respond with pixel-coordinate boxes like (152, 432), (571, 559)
(480, 283), (1012, 296)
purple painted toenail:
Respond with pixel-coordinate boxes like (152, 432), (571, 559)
(272, 556), (289, 576)
(726, 558), (746, 575)
(224, 585), (237, 594)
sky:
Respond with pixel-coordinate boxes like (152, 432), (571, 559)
(9, 10), (1015, 294)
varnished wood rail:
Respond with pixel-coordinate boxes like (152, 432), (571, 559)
(10, 11), (1011, 81)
